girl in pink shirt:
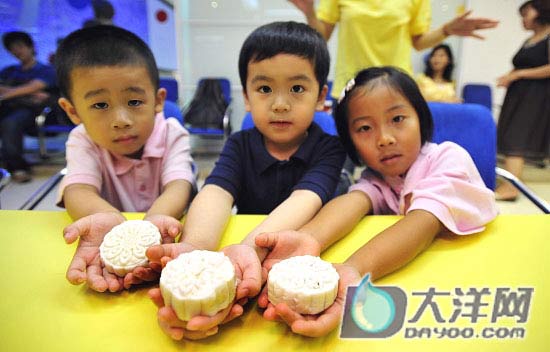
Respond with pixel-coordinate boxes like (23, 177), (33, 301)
(253, 66), (498, 337)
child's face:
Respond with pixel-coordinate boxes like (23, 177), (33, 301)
(59, 65), (165, 156)
(347, 84), (422, 177)
(243, 53), (327, 156)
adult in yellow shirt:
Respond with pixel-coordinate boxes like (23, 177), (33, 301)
(290, 0), (498, 99)
(416, 43), (461, 103)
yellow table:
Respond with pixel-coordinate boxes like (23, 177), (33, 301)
(0, 210), (548, 351)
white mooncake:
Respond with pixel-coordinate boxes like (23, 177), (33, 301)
(99, 220), (162, 276)
(268, 255), (340, 315)
(160, 250), (236, 321)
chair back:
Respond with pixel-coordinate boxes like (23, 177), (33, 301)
(182, 78), (232, 138)
(428, 102), (496, 190)
(462, 84), (492, 111)
(159, 77), (179, 103)
(162, 100), (183, 125)
(197, 77), (231, 104)
(241, 111), (337, 136)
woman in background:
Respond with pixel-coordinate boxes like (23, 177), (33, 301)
(496, 0), (550, 201)
(417, 44), (461, 103)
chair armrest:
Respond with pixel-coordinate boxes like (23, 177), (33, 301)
(496, 167), (550, 214)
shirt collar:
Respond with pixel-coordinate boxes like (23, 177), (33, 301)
(251, 122), (324, 174)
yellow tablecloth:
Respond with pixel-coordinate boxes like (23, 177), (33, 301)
(0, 210), (548, 351)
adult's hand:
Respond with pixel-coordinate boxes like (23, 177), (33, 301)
(288, 0), (315, 17)
(63, 211), (126, 292)
(444, 10), (499, 40)
(496, 71), (518, 88)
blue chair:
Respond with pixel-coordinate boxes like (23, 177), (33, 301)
(429, 102), (496, 190)
(159, 77), (179, 103)
(34, 105), (75, 159)
(241, 111), (337, 136)
(184, 78), (232, 138)
(428, 102), (549, 213)
(162, 100), (183, 125)
(462, 84), (492, 111)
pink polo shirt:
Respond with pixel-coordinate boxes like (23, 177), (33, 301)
(349, 142), (497, 235)
(58, 113), (195, 212)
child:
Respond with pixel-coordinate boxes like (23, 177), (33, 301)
(55, 26), (195, 293)
(146, 21), (346, 340)
(254, 66), (498, 337)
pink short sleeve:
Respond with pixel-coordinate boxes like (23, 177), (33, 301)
(57, 126), (104, 206)
(406, 142), (497, 235)
(349, 170), (395, 215)
(161, 118), (195, 188)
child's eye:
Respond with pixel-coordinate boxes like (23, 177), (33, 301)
(392, 115), (405, 123)
(92, 102), (108, 110)
(357, 125), (371, 132)
(258, 86), (272, 94)
(290, 85), (305, 93)
(128, 100), (143, 107)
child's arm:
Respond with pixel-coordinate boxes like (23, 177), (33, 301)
(260, 208), (442, 337)
(146, 180), (193, 220)
(63, 183), (120, 220)
(145, 184), (234, 268)
(254, 191), (372, 272)
(180, 184), (234, 250)
(240, 189), (323, 260)
(344, 209), (442, 280)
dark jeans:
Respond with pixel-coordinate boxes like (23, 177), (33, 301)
(0, 106), (36, 171)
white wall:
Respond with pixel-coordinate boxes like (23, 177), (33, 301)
(175, 0), (530, 128)
(175, 0), (316, 129)
(459, 0), (529, 117)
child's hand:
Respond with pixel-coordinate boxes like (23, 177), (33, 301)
(262, 263), (361, 337)
(143, 214), (182, 244)
(148, 288), (242, 340)
(63, 211), (126, 292)
(221, 244), (263, 303)
(122, 215), (184, 289)
(145, 242), (197, 269)
(147, 244), (262, 340)
(255, 230), (322, 308)
(255, 230), (322, 271)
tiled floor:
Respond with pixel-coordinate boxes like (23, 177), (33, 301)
(1, 142), (549, 214)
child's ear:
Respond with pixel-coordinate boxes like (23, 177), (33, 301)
(58, 97), (82, 125)
(154, 87), (167, 114)
(243, 91), (251, 112)
(315, 84), (329, 111)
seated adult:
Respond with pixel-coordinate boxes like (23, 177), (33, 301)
(416, 44), (461, 103)
(0, 31), (56, 182)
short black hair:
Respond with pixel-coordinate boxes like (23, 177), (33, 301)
(424, 44), (455, 82)
(334, 66), (433, 165)
(2, 31), (34, 51)
(238, 21), (330, 94)
(55, 25), (159, 99)
(520, 0), (550, 24)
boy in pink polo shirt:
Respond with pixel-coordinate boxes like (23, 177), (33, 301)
(55, 26), (195, 293)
